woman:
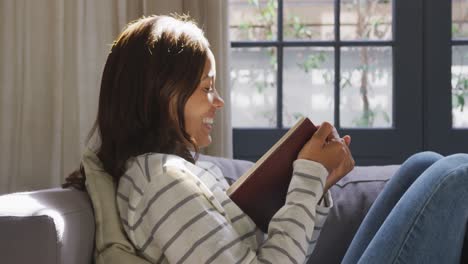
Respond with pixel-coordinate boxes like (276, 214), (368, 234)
(65, 15), (468, 263)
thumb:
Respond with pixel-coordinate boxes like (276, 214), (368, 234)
(343, 135), (351, 146)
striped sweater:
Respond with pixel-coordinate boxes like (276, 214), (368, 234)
(117, 153), (333, 264)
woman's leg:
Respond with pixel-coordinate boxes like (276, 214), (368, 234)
(342, 151), (443, 263)
(346, 153), (468, 264)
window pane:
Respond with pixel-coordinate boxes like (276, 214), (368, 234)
(283, 47), (334, 127)
(452, 0), (468, 39)
(452, 46), (468, 128)
(231, 47), (277, 128)
(340, 47), (393, 128)
(341, 0), (393, 41)
(229, 0), (278, 41)
(283, 0), (334, 41)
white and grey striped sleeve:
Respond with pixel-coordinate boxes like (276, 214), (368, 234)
(121, 158), (331, 264)
(257, 159), (332, 264)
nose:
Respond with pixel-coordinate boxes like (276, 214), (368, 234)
(213, 89), (224, 109)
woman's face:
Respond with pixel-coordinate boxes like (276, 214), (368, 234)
(184, 50), (224, 148)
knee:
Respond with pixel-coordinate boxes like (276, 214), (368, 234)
(435, 153), (468, 177)
(388, 152), (443, 185)
(404, 151), (443, 167)
(444, 153), (468, 164)
(422, 154), (468, 189)
(437, 163), (468, 194)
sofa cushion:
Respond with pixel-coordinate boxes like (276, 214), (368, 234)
(308, 165), (400, 264)
(82, 148), (150, 264)
(197, 153), (254, 184)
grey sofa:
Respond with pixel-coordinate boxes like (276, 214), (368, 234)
(0, 156), (465, 263)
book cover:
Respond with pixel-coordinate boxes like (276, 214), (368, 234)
(226, 117), (317, 233)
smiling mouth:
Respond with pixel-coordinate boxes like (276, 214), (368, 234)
(203, 117), (214, 126)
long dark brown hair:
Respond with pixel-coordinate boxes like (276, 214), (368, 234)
(63, 15), (209, 190)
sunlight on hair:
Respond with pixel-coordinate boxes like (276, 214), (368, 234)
(0, 193), (65, 241)
(152, 15), (209, 47)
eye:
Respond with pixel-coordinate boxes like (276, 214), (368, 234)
(204, 87), (214, 93)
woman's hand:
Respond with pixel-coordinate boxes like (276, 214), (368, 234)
(297, 122), (355, 192)
(324, 135), (354, 192)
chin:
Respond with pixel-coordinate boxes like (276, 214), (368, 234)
(198, 136), (212, 148)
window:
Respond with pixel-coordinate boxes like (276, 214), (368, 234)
(229, 0), (467, 164)
(451, 0), (468, 128)
(424, 0), (468, 153)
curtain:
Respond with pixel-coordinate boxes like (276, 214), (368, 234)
(0, 0), (231, 194)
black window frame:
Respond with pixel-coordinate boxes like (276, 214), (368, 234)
(231, 0), (425, 165)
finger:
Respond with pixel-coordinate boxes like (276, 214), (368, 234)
(343, 135), (351, 146)
(312, 122), (333, 144)
(326, 126), (341, 142)
(329, 138), (344, 144)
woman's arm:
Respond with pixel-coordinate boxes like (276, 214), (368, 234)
(119, 160), (330, 264)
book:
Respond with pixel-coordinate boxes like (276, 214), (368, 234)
(226, 117), (317, 233)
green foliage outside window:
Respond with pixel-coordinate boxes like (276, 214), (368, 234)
(236, 0), (392, 127)
(452, 72), (468, 112)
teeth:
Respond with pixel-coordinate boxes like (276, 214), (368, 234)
(203, 117), (214, 125)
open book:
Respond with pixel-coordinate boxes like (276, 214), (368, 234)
(226, 117), (317, 233)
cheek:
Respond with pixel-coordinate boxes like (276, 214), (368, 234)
(184, 101), (198, 132)
(207, 93), (214, 104)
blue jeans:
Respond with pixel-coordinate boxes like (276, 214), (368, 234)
(342, 152), (468, 264)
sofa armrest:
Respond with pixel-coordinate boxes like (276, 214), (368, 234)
(0, 188), (95, 264)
